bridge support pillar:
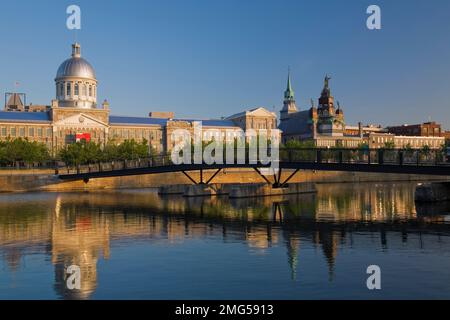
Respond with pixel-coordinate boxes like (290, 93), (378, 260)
(253, 168), (301, 189)
(182, 169), (222, 185)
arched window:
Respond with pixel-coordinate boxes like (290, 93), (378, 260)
(89, 85), (92, 97)
(82, 84), (87, 96)
(67, 83), (71, 96)
(74, 83), (79, 96)
(60, 83), (64, 97)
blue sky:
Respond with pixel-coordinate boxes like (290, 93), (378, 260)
(1, 0), (450, 128)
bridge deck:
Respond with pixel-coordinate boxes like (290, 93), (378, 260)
(57, 148), (450, 181)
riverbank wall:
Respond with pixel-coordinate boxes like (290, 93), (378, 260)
(1, 168), (450, 193)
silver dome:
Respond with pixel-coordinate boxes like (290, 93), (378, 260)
(55, 43), (96, 80)
(56, 57), (96, 79)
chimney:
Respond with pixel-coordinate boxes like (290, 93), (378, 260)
(102, 99), (110, 110)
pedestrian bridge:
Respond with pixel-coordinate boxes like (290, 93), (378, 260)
(57, 148), (450, 187)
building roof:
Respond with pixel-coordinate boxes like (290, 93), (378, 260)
(0, 111), (51, 123)
(109, 115), (238, 128)
(56, 44), (96, 80)
(227, 107), (276, 120)
(278, 109), (312, 136)
(186, 119), (237, 127)
(0, 112), (240, 128)
(109, 115), (167, 126)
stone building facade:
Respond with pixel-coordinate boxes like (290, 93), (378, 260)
(279, 74), (359, 147)
(278, 73), (445, 149)
(1, 43), (277, 155)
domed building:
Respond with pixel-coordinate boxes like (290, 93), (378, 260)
(0, 42), (279, 156)
(55, 43), (98, 109)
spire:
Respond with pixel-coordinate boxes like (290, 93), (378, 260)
(284, 69), (295, 101)
(72, 43), (81, 58)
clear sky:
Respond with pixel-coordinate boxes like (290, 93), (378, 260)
(1, 0), (450, 128)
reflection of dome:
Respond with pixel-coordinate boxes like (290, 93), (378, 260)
(56, 57), (96, 80)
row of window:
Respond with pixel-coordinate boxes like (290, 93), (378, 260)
(57, 82), (96, 98)
(111, 129), (162, 141)
(394, 138), (443, 147)
(0, 126), (52, 138)
(0, 126), (164, 142)
(251, 123), (275, 129)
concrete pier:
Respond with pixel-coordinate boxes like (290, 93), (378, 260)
(183, 184), (230, 197)
(415, 182), (450, 202)
(229, 182), (317, 199)
(158, 182), (317, 198)
(158, 185), (187, 195)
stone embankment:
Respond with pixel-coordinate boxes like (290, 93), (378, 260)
(1, 168), (449, 193)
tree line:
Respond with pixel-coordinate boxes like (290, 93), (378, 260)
(0, 138), (50, 167)
(0, 138), (156, 168)
(59, 139), (155, 166)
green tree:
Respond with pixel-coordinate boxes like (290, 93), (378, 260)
(421, 144), (431, 155)
(358, 142), (369, 150)
(383, 141), (395, 149)
(0, 138), (50, 167)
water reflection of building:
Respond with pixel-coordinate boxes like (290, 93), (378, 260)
(52, 196), (110, 299)
(314, 183), (417, 222)
(0, 184), (449, 299)
(314, 229), (339, 281)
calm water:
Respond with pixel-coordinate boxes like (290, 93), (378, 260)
(0, 182), (449, 300)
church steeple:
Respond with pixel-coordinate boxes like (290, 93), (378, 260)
(280, 69), (298, 121)
(284, 69), (295, 100)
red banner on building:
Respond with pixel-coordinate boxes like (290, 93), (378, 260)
(76, 132), (91, 142)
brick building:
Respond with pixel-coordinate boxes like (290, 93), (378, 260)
(387, 122), (442, 137)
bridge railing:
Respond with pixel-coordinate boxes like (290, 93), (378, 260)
(57, 148), (450, 175)
(280, 148), (448, 166)
(58, 154), (174, 175)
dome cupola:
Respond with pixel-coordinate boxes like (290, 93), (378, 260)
(55, 43), (98, 109)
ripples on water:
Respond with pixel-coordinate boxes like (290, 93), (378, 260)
(0, 182), (449, 299)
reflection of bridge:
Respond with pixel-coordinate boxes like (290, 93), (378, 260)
(58, 148), (450, 187)
(1, 188), (449, 298)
